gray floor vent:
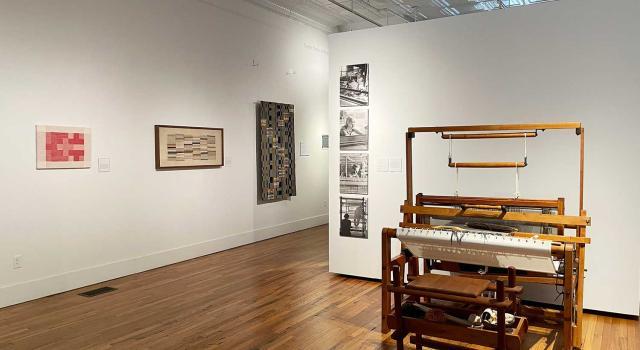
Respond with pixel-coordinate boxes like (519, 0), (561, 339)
(78, 286), (117, 297)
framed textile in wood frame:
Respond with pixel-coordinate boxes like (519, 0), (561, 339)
(256, 101), (296, 203)
(155, 125), (224, 170)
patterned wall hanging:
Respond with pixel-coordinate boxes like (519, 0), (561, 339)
(256, 101), (296, 203)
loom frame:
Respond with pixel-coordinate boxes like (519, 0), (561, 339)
(382, 122), (590, 350)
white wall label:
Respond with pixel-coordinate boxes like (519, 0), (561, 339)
(98, 158), (111, 172)
(322, 135), (329, 149)
(300, 141), (311, 156)
(376, 158), (389, 172)
(389, 158), (403, 172)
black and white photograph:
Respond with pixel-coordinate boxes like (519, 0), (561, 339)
(340, 153), (368, 195)
(340, 63), (369, 107)
(340, 109), (369, 151)
(339, 196), (367, 239)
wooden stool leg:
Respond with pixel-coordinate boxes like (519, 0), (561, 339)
(422, 259), (431, 304)
(415, 333), (423, 350)
(407, 257), (420, 303)
(496, 280), (506, 350)
(392, 266), (405, 350)
(507, 266), (518, 315)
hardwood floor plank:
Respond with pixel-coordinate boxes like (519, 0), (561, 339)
(0, 225), (637, 349)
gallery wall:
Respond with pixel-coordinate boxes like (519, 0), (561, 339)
(328, 0), (640, 315)
(0, 0), (329, 307)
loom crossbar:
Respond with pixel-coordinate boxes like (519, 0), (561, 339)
(441, 132), (537, 139)
(448, 161), (526, 168)
(401, 205), (590, 228)
(416, 195), (562, 209)
(409, 122), (582, 133)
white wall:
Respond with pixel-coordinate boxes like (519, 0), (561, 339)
(0, 0), (329, 308)
(329, 0), (640, 315)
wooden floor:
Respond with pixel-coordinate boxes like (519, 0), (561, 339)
(0, 225), (637, 349)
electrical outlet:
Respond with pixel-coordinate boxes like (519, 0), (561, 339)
(323, 200), (328, 208)
(13, 255), (23, 269)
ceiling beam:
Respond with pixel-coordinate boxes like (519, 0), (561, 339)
(326, 0), (383, 27)
(246, 0), (337, 33)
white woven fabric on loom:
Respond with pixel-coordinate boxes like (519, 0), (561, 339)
(397, 227), (555, 274)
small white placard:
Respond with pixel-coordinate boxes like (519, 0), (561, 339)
(389, 158), (403, 172)
(98, 158), (111, 172)
(376, 158), (389, 172)
(300, 141), (310, 156)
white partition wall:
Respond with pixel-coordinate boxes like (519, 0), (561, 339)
(328, 0), (640, 315)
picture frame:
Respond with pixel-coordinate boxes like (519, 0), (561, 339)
(339, 152), (368, 195)
(154, 125), (224, 170)
(339, 109), (369, 151)
(339, 196), (368, 239)
(340, 63), (369, 107)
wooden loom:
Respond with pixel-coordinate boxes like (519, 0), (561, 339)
(381, 122), (591, 349)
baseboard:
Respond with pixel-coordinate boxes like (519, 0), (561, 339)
(0, 214), (328, 309)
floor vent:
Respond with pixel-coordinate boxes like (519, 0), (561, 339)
(78, 286), (117, 298)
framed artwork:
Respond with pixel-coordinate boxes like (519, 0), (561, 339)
(340, 63), (369, 107)
(36, 125), (91, 169)
(256, 101), (296, 203)
(340, 196), (368, 239)
(339, 109), (369, 151)
(340, 153), (368, 195)
(155, 125), (224, 170)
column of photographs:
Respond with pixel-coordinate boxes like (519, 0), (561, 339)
(339, 63), (369, 239)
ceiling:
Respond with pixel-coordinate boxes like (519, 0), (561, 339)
(249, 0), (558, 33)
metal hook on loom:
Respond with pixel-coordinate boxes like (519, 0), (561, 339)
(514, 163), (520, 198)
(455, 164), (460, 197)
(514, 133), (527, 199)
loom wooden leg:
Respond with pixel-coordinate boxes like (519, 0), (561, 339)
(574, 225), (586, 349)
(382, 230), (391, 333)
(382, 292), (389, 333)
(563, 248), (574, 350)
(396, 337), (404, 350)
(573, 245), (585, 349)
(393, 297), (404, 350)
(392, 266), (405, 350)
